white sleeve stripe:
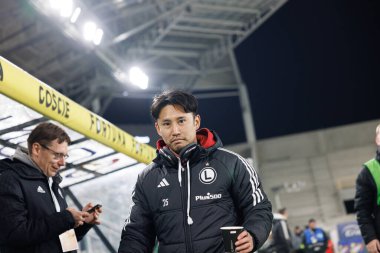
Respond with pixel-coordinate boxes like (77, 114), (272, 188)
(218, 148), (264, 206)
(257, 188), (264, 199)
(219, 147), (259, 189)
(219, 148), (259, 186)
(219, 148), (258, 190)
(255, 190), (262, 204)
(219, 148), (259, 187)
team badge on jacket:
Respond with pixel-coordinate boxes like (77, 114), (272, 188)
(199, 167), (217, 184)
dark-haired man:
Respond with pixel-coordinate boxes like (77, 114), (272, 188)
(355, 123), (380, 253)
(118, 90), (273, 253)
(0, 122), (102, 253)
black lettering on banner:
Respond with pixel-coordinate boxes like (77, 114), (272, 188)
(39, 86), (45, 104)
(112, 127), (116, 142)
(122, 133), (126, 146)
(89, 114), (95, 130)
(103, 122), (107, 138)
(38, 85), (70, 119)
(0, 61), (3, 81)
(52, 93), (57, 110)
(65, 101), (69, 118)
(88, 113), (134, 149)
(107, 123), (111, 140)
(58, 97), (63, 114)
(46, 89), (52, 107)
(96, 117), (101, 134)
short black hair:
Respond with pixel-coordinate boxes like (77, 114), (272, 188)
(151, 90), (198, 120)
(27, 122), (71, 153)
(308, 218), (316, 223)
(278, 208), (287, 215)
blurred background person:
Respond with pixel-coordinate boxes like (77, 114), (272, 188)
(292, 226), (304, 253)
(272, 208), (293, 253)
(302, 219), (328, 253)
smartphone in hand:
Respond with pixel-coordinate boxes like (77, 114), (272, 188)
(87, 204), (102, 213)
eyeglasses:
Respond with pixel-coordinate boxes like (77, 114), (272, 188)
(40, 143), (69, 160)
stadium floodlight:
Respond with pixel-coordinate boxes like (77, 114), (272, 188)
(83, 21), (97, 41)
(128, 67), (149, 89)
(49, 0), (73, 18)
(59, 0), (73, 17)
(83, 21), (103, 45)
(49, 0), (60, 10)
(93, 28), (104, 45)
(70, 7), (81, 23)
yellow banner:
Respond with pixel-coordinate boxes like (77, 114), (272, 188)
(0, 56), (156, 164)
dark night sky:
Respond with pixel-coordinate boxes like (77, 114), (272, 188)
(236, 0), (380, 140)
(104, 0), (380, 145)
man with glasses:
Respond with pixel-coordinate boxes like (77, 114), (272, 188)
(0, 122), (102, 253)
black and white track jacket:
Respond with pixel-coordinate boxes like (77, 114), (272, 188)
(118, 128), (273, 253)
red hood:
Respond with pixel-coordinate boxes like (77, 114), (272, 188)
(156, 128), (216, 150)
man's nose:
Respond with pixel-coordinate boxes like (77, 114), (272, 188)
(57, 157), (65, 166)
(172, 123), (180, 135)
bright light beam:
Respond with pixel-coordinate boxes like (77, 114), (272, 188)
(59, 0), (73, 17)
(83, 21), (97, 41)
(70, 7), (81, 23)
(128, 67), (149, 89)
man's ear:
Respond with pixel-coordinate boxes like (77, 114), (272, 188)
(31, 143), (41, 157)
(195, 115), (201, 130)
(155, 122), (162, 136)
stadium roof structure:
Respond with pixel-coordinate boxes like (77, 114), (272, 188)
(1, 0), (287, 112)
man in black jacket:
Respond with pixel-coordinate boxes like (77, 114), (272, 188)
(0, 122), (102, 253)
(118, 90), (273, 253)
(272, 208), (292, 253)
(355, 124), (380, 253)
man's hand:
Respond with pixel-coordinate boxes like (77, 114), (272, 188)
(82, 202), (102, 225)
(66, 208), (90, 228)
(367, 239), (380, 253)
(235, 230), (254, 253)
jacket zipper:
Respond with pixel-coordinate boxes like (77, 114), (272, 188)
(180, 164), (194, 253)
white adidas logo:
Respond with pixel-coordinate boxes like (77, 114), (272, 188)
(157, 178), (170, 188)
(37, 186), (46, 193)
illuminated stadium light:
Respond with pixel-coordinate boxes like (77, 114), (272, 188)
(70, 7), (81, 23)
(59, 0), (73, 17)
(93, 28), (104, 45)
(83, 22), (97, 41)
(49, 0), (61, 10)
(83, 21), (103, 45)
(128, 67), (149, 89)
(49, 0), (73, 18)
